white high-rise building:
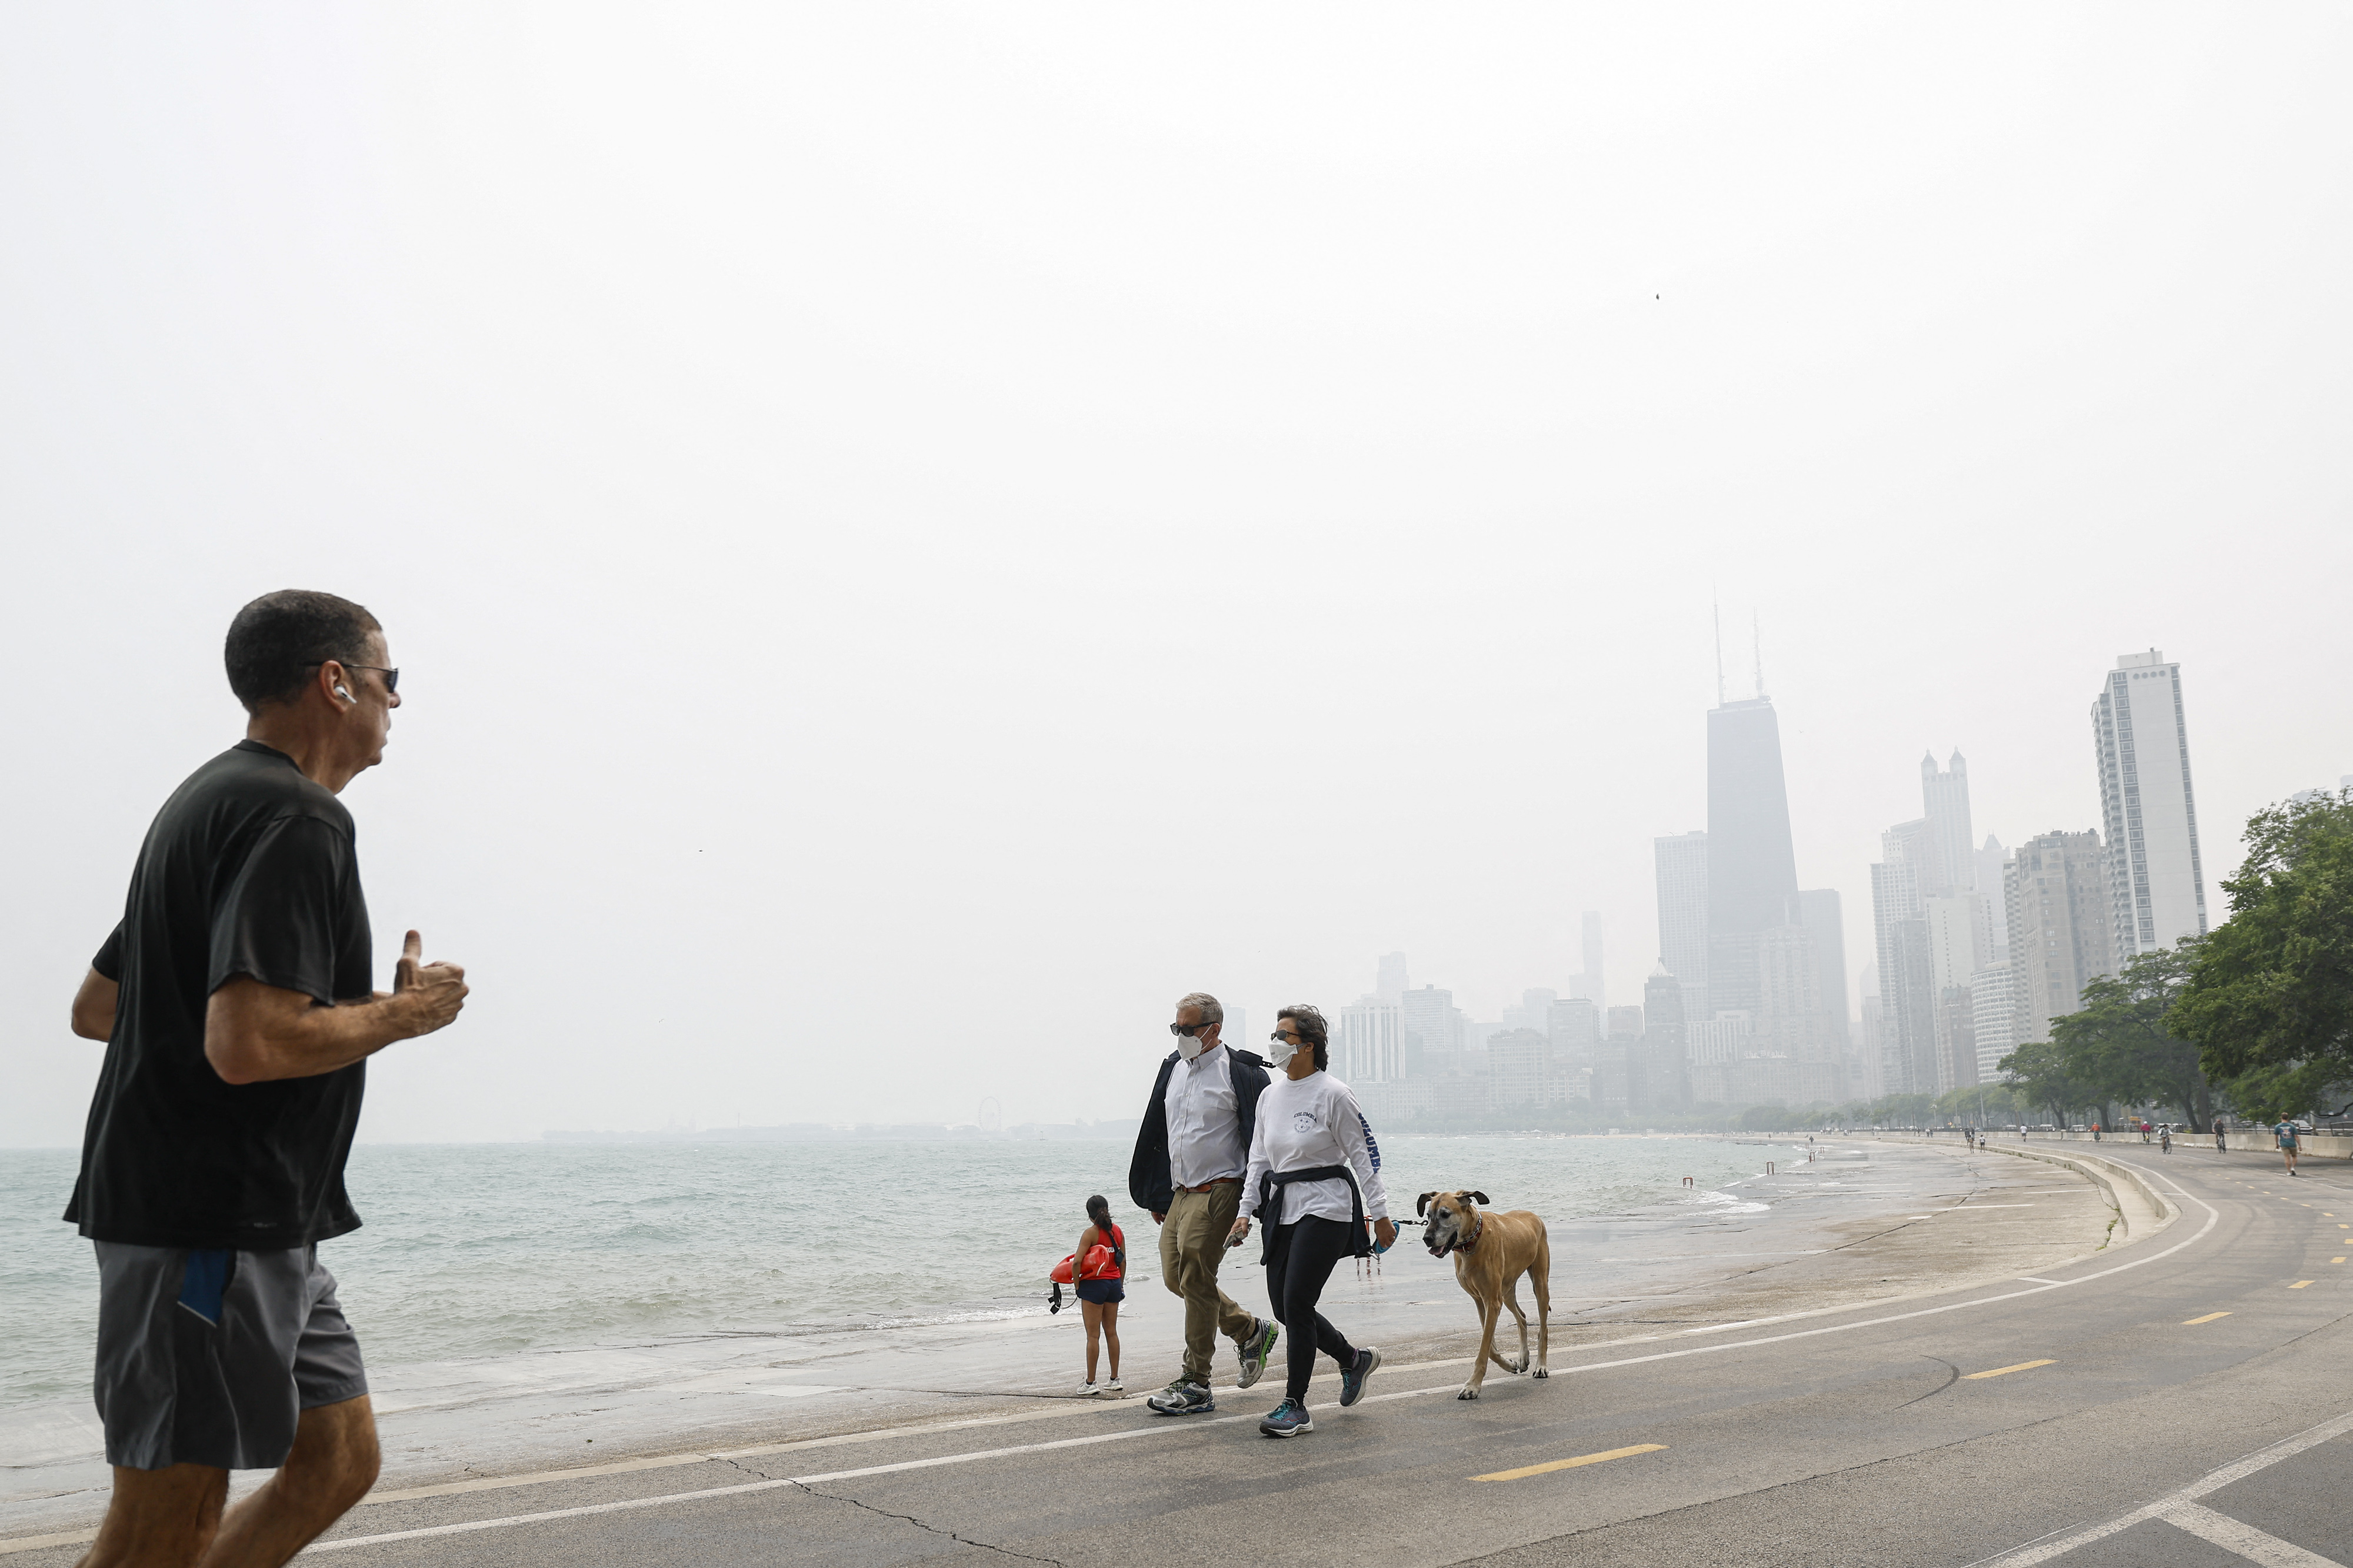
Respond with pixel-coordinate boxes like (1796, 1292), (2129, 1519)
(1546, 996), (1601, 1076)
(1688, 1012), (1752, 1105)
(1335, 997), (1403, 1085)
(2093, 650), (2208, 957)
(1975, 835), (2011, 964)
(1971, 964), (2023, 1085)
(1925, 895), (1987, 993)
(1653, 830), (1709, 1025)
(1921, 750), (1976, 896)
(1399, 985), (1457, 1075)
(1572, 912), (1607, 1012)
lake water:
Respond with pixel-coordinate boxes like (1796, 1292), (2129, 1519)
(0, 1133), (1805, 1410)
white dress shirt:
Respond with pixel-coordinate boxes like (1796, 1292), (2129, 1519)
(1239, 1071), (1389, 1227)
(1164, 1043), (1247, 1190)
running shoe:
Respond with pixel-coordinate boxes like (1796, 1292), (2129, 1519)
(1101, 1379), (1124, 1394)
(1146, 1379), (1216, 1416)
(1235, 1317), (1280, 1389)
(1077, 1382), (1098, 1396)
(1259, 1398), (1314, 1437)
(1339, 1346), (1381, 1407)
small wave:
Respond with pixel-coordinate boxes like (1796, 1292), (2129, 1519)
(1692, 1189), (1771, 1214)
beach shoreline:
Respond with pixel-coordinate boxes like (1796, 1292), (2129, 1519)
(0, 1136), (2120, 1546)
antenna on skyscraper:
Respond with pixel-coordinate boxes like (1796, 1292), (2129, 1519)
(1712, 591), (1725, 706)
(1752, 612), (1765, 699)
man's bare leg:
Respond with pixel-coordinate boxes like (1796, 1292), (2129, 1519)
(76, 1463), (227, 1568)
(197, 1395), (379, 1568)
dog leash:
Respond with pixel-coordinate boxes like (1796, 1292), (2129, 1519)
(1353, 1218), (1429, 1278)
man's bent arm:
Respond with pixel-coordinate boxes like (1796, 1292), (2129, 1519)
(71, 968), (119, 1041)
(206, 943), (465, 1085)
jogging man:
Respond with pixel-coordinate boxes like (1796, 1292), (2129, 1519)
(64, 591), (468, 1567)
(1128, 992), (1280, 1415)
(2277, 1117), (2302, 1177)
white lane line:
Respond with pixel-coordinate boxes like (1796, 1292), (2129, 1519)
(1973, 1406), (2353, 1565)
(2158, 1502), (2345, 1567)
(309, 1418), (1254, 1553)
(307, 1477), (798, 1552)
(295, 1180), (2232, 1556)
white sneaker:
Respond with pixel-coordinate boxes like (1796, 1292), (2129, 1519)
(1077, 1382), (1098, 1396)
(1102, 1379), (1124, 1394)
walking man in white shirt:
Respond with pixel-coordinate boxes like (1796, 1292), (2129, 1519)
(1128, 992), (1281, 1415)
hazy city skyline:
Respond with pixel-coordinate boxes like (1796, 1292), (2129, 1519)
(4, 9), (2349, 1143)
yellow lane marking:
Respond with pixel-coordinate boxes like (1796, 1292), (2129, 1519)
(1964, 1359), (2057, 1380)
(2335, 1258), (2347, 1265)
(1474, 1443), (1668, 1482)
(2183, 1312), (2232, 1325)
(2290, 1280), (2314, 1289)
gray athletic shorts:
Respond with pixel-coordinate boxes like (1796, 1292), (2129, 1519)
(92, 1242), (369, 1471)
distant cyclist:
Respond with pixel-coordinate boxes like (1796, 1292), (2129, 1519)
(2215, 1125), (2227, 1153)
(2159, 1126), (2171, 1154)
(2277, 1118), (2302, 1177)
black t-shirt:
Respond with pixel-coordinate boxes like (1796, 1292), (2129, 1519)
(67, 740), (374, 1249)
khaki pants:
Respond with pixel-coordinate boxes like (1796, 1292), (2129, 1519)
(1159, 1183), (1257, 1384)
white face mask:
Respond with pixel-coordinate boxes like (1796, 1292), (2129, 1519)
(1176, 1032), (1209, 1062)
(1264, 1032), (1299, 1069)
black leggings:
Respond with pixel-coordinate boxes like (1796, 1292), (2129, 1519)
(1264, 1215), (1359, 1402)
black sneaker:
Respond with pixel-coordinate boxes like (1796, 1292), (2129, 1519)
(1259, 1397), (1314, 1437)
(1235, 1318), (1280, 1390)
(1339, 1346), (1381, 1407)
(1145, 1379), (1215, 1416)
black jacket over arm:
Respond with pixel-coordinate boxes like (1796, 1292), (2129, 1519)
(1127, 1046), (1271, 1216)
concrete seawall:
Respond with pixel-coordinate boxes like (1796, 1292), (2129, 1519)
(1852, 1132), (2177, 1246)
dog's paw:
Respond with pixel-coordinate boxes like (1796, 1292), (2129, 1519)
(1509, 1356), (1529, 1375)
(1457, 1384), (1481, 1400)
(1532, 1366), (1549, 1380)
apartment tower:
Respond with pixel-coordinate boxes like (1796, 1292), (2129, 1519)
(2092, 650), (2208, 957)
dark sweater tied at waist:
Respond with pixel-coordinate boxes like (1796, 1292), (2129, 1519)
(1257, 1165), (1369, 1261)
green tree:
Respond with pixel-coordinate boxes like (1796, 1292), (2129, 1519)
(1999, 1036), (2095, 1126)
(2212, 1061), (2344, 1126)
(1937, 1082), (2020, 1125)
(2169, 789), (2353, 1104)
(2047, 945), (2214, 1130)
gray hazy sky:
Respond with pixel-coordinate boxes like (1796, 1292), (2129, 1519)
(5, 6), (2348, 1145)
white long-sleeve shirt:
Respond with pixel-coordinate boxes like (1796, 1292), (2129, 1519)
(1239, 1071), (1388, 1227)
(1164, 1044), (1247, 1190)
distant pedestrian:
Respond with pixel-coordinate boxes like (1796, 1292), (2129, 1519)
(1227, 1006), (1395, 1439)
(2277, 1118), (2302, 1176)
(1072, 1195), (1126, 1395)
(64, 592), (468, 1568)
(1129, 992), (1280, 1415)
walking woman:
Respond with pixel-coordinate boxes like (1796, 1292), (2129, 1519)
(1075, 1195), (1126, 1395)
(1227, 1005), (1397, 1438)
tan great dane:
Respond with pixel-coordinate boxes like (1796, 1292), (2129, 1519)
(1417, 1189), (1551, 1400)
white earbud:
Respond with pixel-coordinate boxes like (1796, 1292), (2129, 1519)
(335, 685), (354, 702)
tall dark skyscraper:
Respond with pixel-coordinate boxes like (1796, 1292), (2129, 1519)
(1706, 696), (1801, 1017)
